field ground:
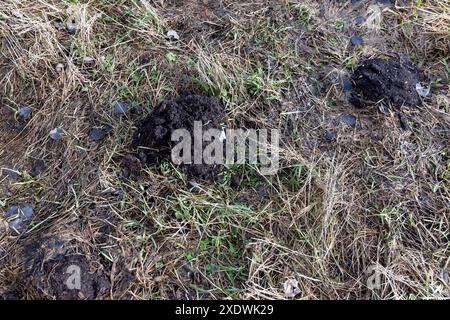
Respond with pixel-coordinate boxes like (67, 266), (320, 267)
(0, 0), (449, 299)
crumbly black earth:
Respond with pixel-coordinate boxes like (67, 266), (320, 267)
(350, 58), (423, 108)
(13, 237), (110, 300)
(132, 93), (228, 180)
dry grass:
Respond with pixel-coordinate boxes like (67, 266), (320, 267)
(0, 0), (449, 300)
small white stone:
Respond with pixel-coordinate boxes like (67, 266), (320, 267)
(12, 10), (24, 18)
(83, 56), (95, 64)
(167, 30), (180, 40)
(416, 83), (431, 97)
(55, 63), (64, 73)
(283, 279), (301, 298)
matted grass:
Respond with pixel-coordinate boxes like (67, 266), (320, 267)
(0, 0), (449, 299)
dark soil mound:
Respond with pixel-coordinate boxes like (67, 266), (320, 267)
(16, 238), (110, 300)
(350, 58), (423, 108)
(132, 93), (227, 180)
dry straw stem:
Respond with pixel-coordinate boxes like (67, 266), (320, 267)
(0, 0), (449, 300)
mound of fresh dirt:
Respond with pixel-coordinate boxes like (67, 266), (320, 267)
(15, 237), (110, 300)
(132, 93), (227, 180)
(350, 58), (424, 108)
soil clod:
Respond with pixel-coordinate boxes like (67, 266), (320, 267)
(340, 114), (357, 127)
(350, 58), (423, 108)
(9, 237), (112, 299)
(30, 159), (45, 177)
(132, 93), (227, 180)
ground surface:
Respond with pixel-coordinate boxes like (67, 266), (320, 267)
(0, 0), (449, 300)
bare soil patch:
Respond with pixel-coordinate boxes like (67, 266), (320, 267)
(132, 93), (227, 180)
(350, 58), (424, 108)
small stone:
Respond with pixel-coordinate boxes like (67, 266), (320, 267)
(30, 159), (45, 177)
(377, 0), (393, 5)
(20, 204), (33, 219)
(256, 186), (269, 200)
(8, 219), (24, 232)
(340, 114), (357, 127)
(398, 113), (410, 131)
(83, 56), (95, 65)
(181, 74), (190, 83)
(55, 63), (64, 73)
(324, 131), (337, 141)
(113, 101), (129, 115)
(5, 204), (34, 233)
(49, 128), (63, 141)
(440, 270), (449, 285)
(342, 78), (353, 93)
(5, 206), (20, 218)
(379, 103), (390, 114)
(167, 30), (180, 40)
(18, 106), (32, 121)
(351, 36), (364, 46)
(415, 83), (431, 97)
(230, 175), (242, 188)
(12, 10), (24, 18)
(355, 16), (366, 25)
(89, 127), (107, 141)
(2, 165), (21, 180)
(284, 279), (301, 298)
(54, 20), (65, 31)
(113, 188), (125, 197)
(66, 17), (78, 35)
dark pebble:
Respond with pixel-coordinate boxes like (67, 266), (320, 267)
(20, 204), (34, 219)
(340, 114), (357, 127)
(113, 101), (129, 115)
(31, 159), (45, 177)
(256, 186), (269, 200)
(181, 74), (190, 83)
(5, 204), (34, 233)
(113, 188), (125, 197)
(398, 113), (410, 131)
(54, 20), (64, 31)
(377, 0), (393, 5)
(18, 107), (32, 121)
(355, 16), (366, 25)
(5, 206), (20, 218)
(379, 103), (390, 114)
(230, 175), (242, 188)
(342, 79), (353, 93)
(66, 18), (78, 35)
(89, 127), (107, 141)
(3, 165), (21, 180)
(351, 36), (364, 46)
(49, 128), (63, 140)
(324, 131), (337, 141)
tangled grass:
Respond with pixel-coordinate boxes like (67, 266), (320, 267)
(0, 0), (449, 300)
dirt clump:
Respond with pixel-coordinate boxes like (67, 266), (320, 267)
(350, 58), (424, 108)
(15, 237), (110, 300)
(132, 93), (227, 180)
